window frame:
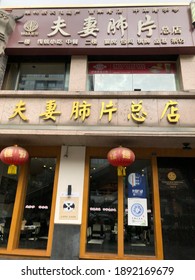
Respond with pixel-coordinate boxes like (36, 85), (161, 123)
(80, 147), (163, 260)
(87, 61), (179, 92)
(2, 58), (70, 91)
(17, 63), (67, 91)
(0, 146), (60, 258)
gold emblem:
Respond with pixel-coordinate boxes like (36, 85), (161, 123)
(24, 20), (39, 32)
(167, 171), (176, 181)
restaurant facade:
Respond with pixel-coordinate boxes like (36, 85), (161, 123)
(1, 2), (195, 260)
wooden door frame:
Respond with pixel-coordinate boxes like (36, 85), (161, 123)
(0, 146), (61, 258)
(80, 147), (194, 260)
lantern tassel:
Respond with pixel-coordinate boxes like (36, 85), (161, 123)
(117, 166), (126, 176)
(7, 164), (17, 175)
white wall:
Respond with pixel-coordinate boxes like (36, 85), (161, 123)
(54, 146), (86, 225)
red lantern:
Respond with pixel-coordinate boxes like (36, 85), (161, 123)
(107, 146), (135, 176)
(0, 145), (29, 174)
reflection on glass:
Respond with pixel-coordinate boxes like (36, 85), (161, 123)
(18, 74), (65, 91)
(133, 74), (177, 91)
(93, 74), (133, 91)
(158, 157), (195, 260)
(88, 73), (177, 91)
(86, 159), (118, 254)
(18, 158), (56, 250)
(0, 162), (18, 248)
(124, 160), (155, 256)
(17, 63), (69, 91)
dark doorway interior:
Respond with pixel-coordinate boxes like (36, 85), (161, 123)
(158, 157), (195, 260)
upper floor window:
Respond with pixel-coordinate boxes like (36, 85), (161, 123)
(87, 62), (178, 91)
(3, 62), (70, 91)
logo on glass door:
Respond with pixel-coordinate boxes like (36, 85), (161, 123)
(131, 203), (144, 217)
(167, 171), (177, 181)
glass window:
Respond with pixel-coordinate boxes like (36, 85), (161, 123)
(86, 158), (155, 257)
(133, 74), (177, 91)
(88, 62), (178, 91)
(17, 63), (69, 91)
(3, 62), (70, 91)
(87, 159), (118, 254)
(0, 162), (19, 248)
(158, 157), (195, 260)
(18, 157), (56, 250)
(124, 160), (155, 256)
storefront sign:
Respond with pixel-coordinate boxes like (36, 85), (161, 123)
(128, 173), (147, 198)
(6, 5), (195, 55)
(0, 0), (189, 8)
(59, 192), (79, 221)
(0, 97), (194, 127)
(159, 169), (188, 190)
(89, 62), (176, 74)
(128, 198), (148, 226)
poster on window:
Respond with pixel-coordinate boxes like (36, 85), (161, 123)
(59, 193), (79, 221)
(128, 198), (148, 226)
(128, 172), (146, 198)
(88, 62), (176, 74)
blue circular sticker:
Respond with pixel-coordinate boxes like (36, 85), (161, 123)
(131, 203), (144, 217)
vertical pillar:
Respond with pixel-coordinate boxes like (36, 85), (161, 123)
(52, 146), (86, 259)
(179, 55), (195, 91)
(0, 10), (17, 89)
(0, 54), (7, 89)
(117, 175), (124, 258)
(69, 55), (88, 91)
(190, 0), (195, 27)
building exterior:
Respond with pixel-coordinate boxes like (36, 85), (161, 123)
(0, 2), (195, 260)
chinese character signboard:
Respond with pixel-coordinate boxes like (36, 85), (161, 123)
(88, 61), (176, 74)
(6, 6), (195, 55)
(0, 0), (189, 8)
(88, 62), (176, 74)
(0, 97), (194, 127)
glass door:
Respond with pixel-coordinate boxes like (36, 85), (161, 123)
(158, 157), (195, 259)
(124, 160), (155, 256)
(86, 159), (118, 254)
(82, 151), (157, 259)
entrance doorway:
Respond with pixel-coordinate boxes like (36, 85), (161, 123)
(86, 158), (155, 256)
(80, 148), (162, 259)
(158, 157), (195, 259)
(81, 148), (195, 260)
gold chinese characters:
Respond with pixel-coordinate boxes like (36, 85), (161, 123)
(7, 99), (180, 124)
